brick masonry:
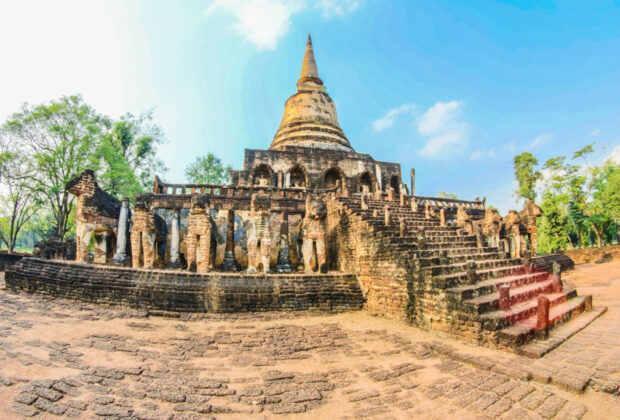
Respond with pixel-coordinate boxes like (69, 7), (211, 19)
(0, 252), (25, 271)
(5, 258), (364, 313)
(561, 245), (620, 265)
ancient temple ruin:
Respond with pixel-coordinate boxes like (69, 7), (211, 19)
(6, 35), (603, 356)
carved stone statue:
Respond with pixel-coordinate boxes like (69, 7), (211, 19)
(130, 195), (157, 269)
(186, 194), (212, 273)
(247, 193), (271, 273)
(301, 195), (327, 273)
(66, 170), (120, 264)
(479, 208), (502, 248)
(503, 210), (523, 258)
(456, 205), (473, 236)
(519, 199), (543, 255)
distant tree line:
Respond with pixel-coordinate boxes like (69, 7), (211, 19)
(513, 144), (620, 254)
(0, 95), (231, 253)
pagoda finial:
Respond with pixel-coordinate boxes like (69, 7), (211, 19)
(298, 33), (323, 90)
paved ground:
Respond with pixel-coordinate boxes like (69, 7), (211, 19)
(0, 262), (619, 419)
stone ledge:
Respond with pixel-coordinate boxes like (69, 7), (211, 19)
(5, 258), (364, 314)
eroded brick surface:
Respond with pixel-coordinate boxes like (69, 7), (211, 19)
(0, 264), (618, 419)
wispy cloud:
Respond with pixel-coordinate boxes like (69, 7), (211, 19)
(372, 104), (416, 133)
(205, 0), (360, 50)
(528, 133), (553, 149)
(418, 101), (468, 158)
(589, 129), (600, 137)
(317, 0), (360, 17)
(470, 148), (496, 161)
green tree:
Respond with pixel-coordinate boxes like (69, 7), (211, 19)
(0, 131), (41, 252)
(185, 153), (232, 184)
(437, 191), (459, 199)
(568, 144), (613, 247)
(513, 152), (541, 203)
(3, 95), (106, 239)
(537, 156), (571, 253)
(95, 110), (167, 199)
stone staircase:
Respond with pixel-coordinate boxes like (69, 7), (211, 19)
(333, 196), (599, 355)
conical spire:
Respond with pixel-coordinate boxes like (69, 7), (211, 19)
(270, 35), (353, 152)
(297, 34), (323, 90)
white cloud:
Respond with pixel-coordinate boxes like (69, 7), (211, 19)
(606, 144), (620, 164)
(417, 101), (468, 159)
(0, 0), (136, 124)
(418, 101), (462, 136)
(503, 142), (517, 153)
(589, 129), (600, 137)
(372, 104), (416, 133)
(420, 132), (467, 157)
(528, 133), (553, 149)
(470, 148), (496, 161)
(205, 0), (360, 50)
(318, 0), (360, 17)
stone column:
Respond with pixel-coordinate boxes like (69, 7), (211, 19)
(499, 285), (511, 311)
(168, 209), (181, 268)
(221, 209), (241, 271)
(536, 295), (550, 331)
(410, 168), (416, 197)
(375, 164), (382, 191)
(112, 198), (129, 266)
(275, 212), (294, 273)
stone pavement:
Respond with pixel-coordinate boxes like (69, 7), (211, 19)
(0, 263), (619, 419)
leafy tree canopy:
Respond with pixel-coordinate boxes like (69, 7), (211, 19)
(513, 152), (541, 202)
(185, 153), (232, 185)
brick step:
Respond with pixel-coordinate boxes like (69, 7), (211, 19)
(497, 295), (588, 347)
(433, 265), (528, 289)
(462, 277), (560, 314)
(421, 240), (481, 251)
(516, 306), (607, 358)
(416, 246), (500, 259)
(480, 289), (576, 331)
(363, 217), (441, 227)
(425, 258), (520, 276)
(388, 234), (474, 245)
(418, 251), (503, 267)
(446, 270), (547, 300)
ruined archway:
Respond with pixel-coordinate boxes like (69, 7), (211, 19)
(324, 167), (345, 192)
(288, 164), (308, 189)
(390, 175), (401, 193)
(252, 164), (274, 187)
(358, 171), (376, 193)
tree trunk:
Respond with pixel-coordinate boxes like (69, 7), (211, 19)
(591, 225), (603, 248)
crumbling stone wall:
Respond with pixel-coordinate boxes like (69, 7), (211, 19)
(561, 245), (620, 265)
(232, 147), (402, 194)
(326, 199), (410, 319)
(6, 258), (364, 313)
(66, 170), (121, 264)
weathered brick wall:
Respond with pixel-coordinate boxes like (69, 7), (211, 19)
(326, 200), (411, 320)
(532, 253), (575, 273)
(5, 258), (363, 313)
(0, 252), (25, 271)
(561, 245), (620, 265)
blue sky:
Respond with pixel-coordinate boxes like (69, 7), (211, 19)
(1, 0), (619, 212)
